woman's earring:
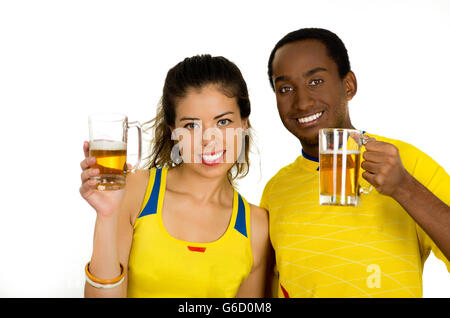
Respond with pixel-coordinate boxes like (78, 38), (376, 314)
(237, 134), (247, 164)
(170, 143), (183, 165)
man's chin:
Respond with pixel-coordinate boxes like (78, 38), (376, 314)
(298, 135), (319, 147)
(287, 127), (319, 147)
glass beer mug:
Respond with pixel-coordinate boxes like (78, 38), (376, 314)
(319, 128), (371, 206)
(88, 113), (142, 191)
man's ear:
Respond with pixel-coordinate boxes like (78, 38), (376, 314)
(344, 71), (357, 101)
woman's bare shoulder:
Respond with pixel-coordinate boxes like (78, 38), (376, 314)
(122, 169), (150, 226)
(247, 203), (270, 272)
(249, 203), (268, 219)
(249, 203), (269, 240)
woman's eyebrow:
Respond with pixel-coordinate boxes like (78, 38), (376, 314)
(213, 111), (234, 120)
(179, 111), (234, 122)
(179, 117), (200, 121)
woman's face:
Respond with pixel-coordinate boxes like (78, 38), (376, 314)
(170, 84), (248, 180)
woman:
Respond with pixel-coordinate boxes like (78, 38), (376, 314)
(79, 54), (270, 297)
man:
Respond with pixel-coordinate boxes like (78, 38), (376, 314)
(260, 28), (450, 298)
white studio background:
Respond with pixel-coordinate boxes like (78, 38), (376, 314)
(0, 0), (449, 297)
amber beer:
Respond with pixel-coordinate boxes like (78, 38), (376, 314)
(319, 150), (361, 205)
(89, 140), (127, 190)
(318, 128), (366, 206)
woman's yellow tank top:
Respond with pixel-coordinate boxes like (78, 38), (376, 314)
(127, 167), (253, 297)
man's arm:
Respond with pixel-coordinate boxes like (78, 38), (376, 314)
(361, 138), (450, 261)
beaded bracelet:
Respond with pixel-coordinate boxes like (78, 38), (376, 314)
(85, 262), (126, 289)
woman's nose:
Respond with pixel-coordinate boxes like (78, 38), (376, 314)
(201, 126), (223, 148)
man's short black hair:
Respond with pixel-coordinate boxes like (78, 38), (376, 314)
(267, 28), (351, 90)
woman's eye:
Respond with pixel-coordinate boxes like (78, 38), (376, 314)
(309, 79), (324, 87)
(184, 122), (199, 129)
(278, 86), (293, 94)
(217, 119), (232, 127)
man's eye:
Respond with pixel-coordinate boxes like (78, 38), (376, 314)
(309, 79), (324, 86)
(217, 119), (232, 127)
(279, 86), (293, 94)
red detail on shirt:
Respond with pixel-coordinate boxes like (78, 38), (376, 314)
(187, 246), (206, 253)
(280, 283), (290, 298)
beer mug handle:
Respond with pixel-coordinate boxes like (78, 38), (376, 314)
(359, 185), (373, 194)
(360, 135), (373, 195)
(127, 121), (142, 173)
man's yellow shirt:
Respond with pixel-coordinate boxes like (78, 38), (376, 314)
(260, 133), (449, 298)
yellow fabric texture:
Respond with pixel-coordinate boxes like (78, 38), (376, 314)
(260, 133), (449, 298)
(127, 167), (253, 297)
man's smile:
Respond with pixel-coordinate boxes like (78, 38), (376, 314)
(296, 111), (323, 126)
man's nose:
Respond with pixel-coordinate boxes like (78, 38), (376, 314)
(293, 86), (314, 110)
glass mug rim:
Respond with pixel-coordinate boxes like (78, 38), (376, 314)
(319, 128), (364, 151)
(319, 128), (362, 134)
(88, 113), (128, 123)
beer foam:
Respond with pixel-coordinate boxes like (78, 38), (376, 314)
(320, 150), (360, 155)
(90, 140), (127, 150)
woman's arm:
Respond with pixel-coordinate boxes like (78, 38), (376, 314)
(80, 142), (147, 297)
(84, 196), (134, 298)
(235, 205), (270, 298)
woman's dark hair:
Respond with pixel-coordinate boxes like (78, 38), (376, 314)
(267, 28), (351, 90)
(145, 54), (252, 184)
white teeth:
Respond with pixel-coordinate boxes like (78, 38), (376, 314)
(202, 151), (224, 162)
(298, 112), (323, 124)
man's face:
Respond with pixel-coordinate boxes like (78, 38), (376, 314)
(271, 39), (356, 150)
